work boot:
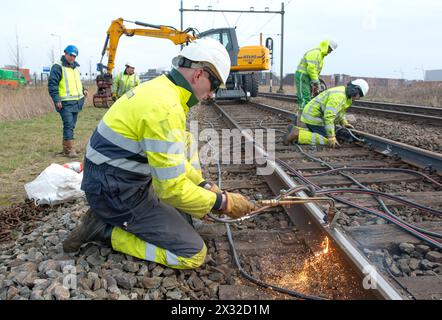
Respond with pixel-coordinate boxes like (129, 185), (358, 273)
(63, 209), (112, 253)
(283, 124), (299, 145)
(63, 140), (78, 158)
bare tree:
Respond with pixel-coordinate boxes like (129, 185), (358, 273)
(9, 30), (23, 73)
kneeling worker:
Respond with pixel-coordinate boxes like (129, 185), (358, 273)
(63, 38), (256, 269)
(285, 79), (369, 148)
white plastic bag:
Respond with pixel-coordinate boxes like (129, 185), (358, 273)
(24, 163), (85, 206)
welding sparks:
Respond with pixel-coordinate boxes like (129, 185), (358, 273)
(315, 236), (330, 257)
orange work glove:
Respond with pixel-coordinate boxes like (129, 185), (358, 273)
(327, 136), (340, 148)
(220, 192), (256, 219)
(209, 183), (222, 194)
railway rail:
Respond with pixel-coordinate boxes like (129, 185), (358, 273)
(197, 99), (442, 300)
(257, 92), (442, 126)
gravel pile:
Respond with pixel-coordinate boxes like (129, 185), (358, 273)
(0, 198), (241, 300)
(364, 243), (442, 278)
(252, 97), (442, 153)
(349, 113), (442, 153)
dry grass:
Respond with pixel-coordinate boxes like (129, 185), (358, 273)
(0, 84), (97, 121)
(0, 105), (107, 206)
(367, 83), (442, 107)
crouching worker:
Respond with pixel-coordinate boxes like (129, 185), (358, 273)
(62, 38), (256, 269)
(284, 79), (369, 148)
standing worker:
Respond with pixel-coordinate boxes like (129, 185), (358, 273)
(295, 39), (338, 125)
(284, 79), (369, 148)
(63, 38), (256, 269)
(48, 45), (88, 158)
(112, 62), (140, 100)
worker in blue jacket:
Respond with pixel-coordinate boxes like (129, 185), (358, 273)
(48, 45), (88, 157)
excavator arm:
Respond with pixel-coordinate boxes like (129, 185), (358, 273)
(93, 18), (197, 107)
(99, 18), (197, 75)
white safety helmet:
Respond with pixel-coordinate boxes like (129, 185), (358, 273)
(125, 62), (135, 68)
(328, 40), (338, 51)
(351, 79), (369, 97)
(174, 38), (231, 85)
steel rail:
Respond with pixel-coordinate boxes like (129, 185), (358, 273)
(257, 92), (442, 124)
(251, 100), (442, 176)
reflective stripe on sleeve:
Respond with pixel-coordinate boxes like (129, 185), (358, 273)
(150, 163), (186, 180)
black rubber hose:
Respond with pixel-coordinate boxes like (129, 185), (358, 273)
(207, 119), (326, 300)
(277, 159), (442, 249)
(225, 224), (326, 300)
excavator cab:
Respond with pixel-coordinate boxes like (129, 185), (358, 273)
(199, 28), (269, 100)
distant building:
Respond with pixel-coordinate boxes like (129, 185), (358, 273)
(424, 69), (442, 81)
(139, 69), (165, 82)
(3, 65), (31, 83)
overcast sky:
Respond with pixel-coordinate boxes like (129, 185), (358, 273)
(1, 0), (441, 80)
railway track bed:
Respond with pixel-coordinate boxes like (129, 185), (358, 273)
(196, 99), (442, 300)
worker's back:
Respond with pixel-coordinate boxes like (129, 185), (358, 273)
(301, 85), (351, 125)
(86, 73), (188, 175)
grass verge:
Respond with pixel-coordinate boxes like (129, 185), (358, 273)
(0, 105), (107, 207)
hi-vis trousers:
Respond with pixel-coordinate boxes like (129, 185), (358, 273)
(82, 133), (207, 269)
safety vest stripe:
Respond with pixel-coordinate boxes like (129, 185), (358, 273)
(191, 161), (201, 170)
(302, 113), (324, 124)
(86, 142), (111, 164)
(297, 48), (321, 73)
(56, 61), (83, 101)
(150, 163), (186, 181)
(166, 251), (179, 266)
(141, 139), (185, 155)
(108, 158), (151, 175)
(62, 67), (70, 97)
(303, 59), (320, 66)
(60, 95), (84, 101)
(86, 142), (151, 175)
(306, 89), (344, 115)
(145, 243), (157, 262)
(98, 121), (142, 154)
(312, 133), (318, 145)
(325, 106), (338, 114)
(313, 133), (326, 145)
(89, 129), (146, 161)
(99, 120), (185, 156)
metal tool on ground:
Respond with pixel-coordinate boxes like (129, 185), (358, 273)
(255, 195), (336, 223)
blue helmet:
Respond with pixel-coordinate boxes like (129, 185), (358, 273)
(64, 45), (79, 57)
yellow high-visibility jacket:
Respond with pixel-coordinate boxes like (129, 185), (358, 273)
(296, 40), (331, 83)
(86, 69), (220, 217)
(55, 61), (84, 101)
(112, 72), (140, 98)
(301, 86), (352, 137)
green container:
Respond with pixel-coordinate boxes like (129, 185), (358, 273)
(0, 68), (27, 85)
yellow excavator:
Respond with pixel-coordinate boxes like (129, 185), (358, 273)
(93, 18), (269, 107)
